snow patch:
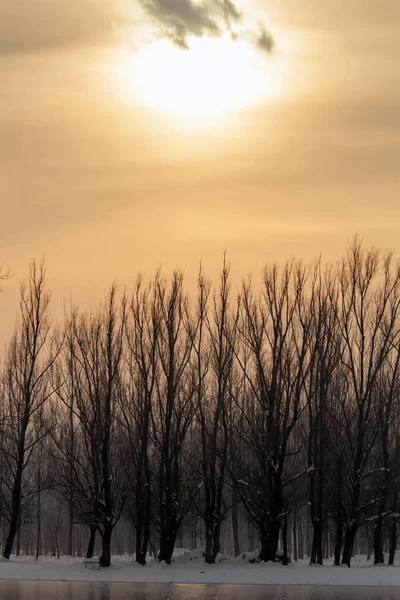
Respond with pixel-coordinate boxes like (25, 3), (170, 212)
(0, 554), (399, 586)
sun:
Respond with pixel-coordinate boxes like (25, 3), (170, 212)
(111, 35), (279, 122)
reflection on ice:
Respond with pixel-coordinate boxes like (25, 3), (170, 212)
(0, 582), (399, 600)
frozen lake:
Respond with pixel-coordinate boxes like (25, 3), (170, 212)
(0, 582), (398, 600)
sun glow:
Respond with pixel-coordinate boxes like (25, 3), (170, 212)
(112, 36), (280, 121)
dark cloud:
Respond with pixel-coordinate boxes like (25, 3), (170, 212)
(139, 0), (273, 52)
(0, 0), (273, 55)
(256, 24), (274, 53)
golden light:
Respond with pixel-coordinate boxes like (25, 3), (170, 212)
(111, 35), (280, 122)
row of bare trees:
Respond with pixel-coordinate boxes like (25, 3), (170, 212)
(1, 241), (400, 568)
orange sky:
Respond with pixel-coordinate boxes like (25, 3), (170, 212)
(1, 0), (399, 338)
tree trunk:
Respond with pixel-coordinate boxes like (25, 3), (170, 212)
(341, 527), (357, 567)
(136, 508), (150, 566)
(68, 397), (74, 556)
(366, 542), (371, 561)
(16, 525), (21, 556)
(248, 520), (255, 551)
(100, 525), (113, 567)
(232, 503), (240, 557)
(135, 468), (151, 565)
(159, 530), (177, 565)
(388, 491), (398, 565)
(259, 531), (269, 562)
(334, 456), (343, 566)
(140, 476), (152, 565)
(86, 525), (97, 559)
(334, 518), (343, 566)
(135, 521), (142, 564)
(3, 522), (16, 559)
(292, 509), (298, 561)
(205, 520), (221, 564)
(281, 514), (289, 565)
(141, 509), (151, 566)
(373, 514), (385, 564)
(271, 521), (280, 559)
(68, 494), (74, 556)
(310, 519), (323, 565)
(388, 520), (398, 566)
(3, 503), (20, 560)
(54, 508), (61, 559)
(259, 522), (280, 562)
(323, 527), (329, 560)
(204, 528), (212, 564)
(35, 490), (41, 559)
(35, 519), (41, 560)
(3, 453), (24, 560)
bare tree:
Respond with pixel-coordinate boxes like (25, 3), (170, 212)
(372, 343), (400, 563)
(388, 411), (400, 565)
(153, 272), (198, 564)
(2, 244), (400, 566)
(120, 277), (160, 565)
(52, 287), (127, 567)
(49, 316), (95, 556)
(1, 261), (56, 559)
(234, 262), (311, 562)
(333, 240), (400, 566)
(76, 286), (127, 568)
(304, 264), (341, 564)
(49, 317), (80, 557)
(193, 259), (238, 564)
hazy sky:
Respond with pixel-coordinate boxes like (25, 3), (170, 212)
(1, 0), (399, 333)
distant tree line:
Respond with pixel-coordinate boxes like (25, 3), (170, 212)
(1, 239), (400, 568)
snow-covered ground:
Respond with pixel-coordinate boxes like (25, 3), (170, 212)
(0, 551), (399, 586)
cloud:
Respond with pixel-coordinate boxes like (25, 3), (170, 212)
(256, 24), (274, 53)
(139, 0), (274, 53)
(0, 0), (273, 56)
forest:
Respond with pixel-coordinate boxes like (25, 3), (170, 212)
(0, 239), (400, 569)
